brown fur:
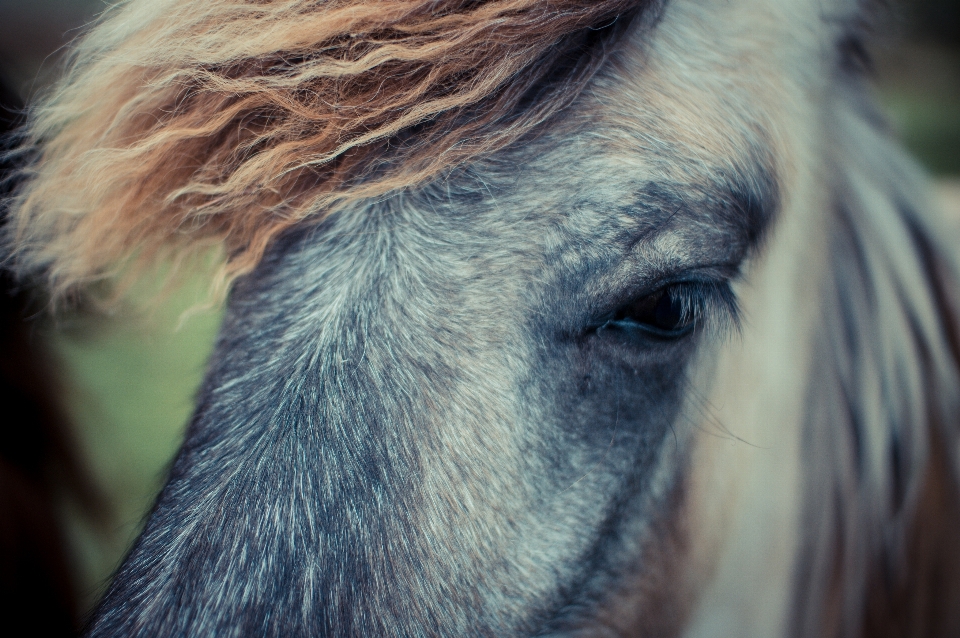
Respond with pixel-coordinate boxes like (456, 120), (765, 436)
(861, 425), (960, 638)
(795, 202), (960, 638)
(6, 0), (648, 301)
(858, 220), (960, 638)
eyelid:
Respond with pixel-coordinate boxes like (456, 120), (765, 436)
(619, 261), (742, 302)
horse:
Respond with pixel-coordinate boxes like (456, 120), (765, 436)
(4, 0), (960, 635)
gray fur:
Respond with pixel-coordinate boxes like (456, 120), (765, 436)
(88, 120), (773, 634)
(81, 0), (960, 636)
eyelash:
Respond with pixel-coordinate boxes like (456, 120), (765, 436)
(588, 280), (741, 340)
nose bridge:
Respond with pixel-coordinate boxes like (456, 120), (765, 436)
(288, 194), (701, 633)
(260, 212), (559, 618)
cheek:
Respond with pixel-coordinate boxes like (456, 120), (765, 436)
(522, 333), (694, 489)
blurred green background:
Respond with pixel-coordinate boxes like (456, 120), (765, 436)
(0, 0), (957, 616)
(873, 0), (960, 175)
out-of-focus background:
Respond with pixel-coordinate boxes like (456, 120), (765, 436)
(0, 0), (957, 631)
(0, 1), (225, 628)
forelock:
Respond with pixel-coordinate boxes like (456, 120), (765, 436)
(6, 0), (655, 302)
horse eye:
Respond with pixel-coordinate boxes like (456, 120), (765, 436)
(591, 284), (697, 337)
(614, 287), (690, 332)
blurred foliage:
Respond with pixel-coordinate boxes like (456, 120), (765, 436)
(874, 0), (960, 176)
(884, 86), (960, 175)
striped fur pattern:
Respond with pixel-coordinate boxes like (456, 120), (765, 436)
(5, 0), (960, 636)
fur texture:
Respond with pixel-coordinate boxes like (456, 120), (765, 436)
(5, 0), (649, 298)
(4, 0), (960, 636)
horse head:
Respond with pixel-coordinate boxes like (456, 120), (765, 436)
(5, 0), (960, 636)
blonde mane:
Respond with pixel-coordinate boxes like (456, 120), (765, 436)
(5, 0), (642, 300)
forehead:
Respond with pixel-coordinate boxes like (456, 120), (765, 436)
(486, 0), (831, 257)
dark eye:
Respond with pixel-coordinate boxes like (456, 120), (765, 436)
(612, 287), (690, 332)
(590, 284), (697, 338)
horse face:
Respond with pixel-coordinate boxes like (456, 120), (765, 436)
(85, 0), (886, 636)
(161, 3), (813, 635)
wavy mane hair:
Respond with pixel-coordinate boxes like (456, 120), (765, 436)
(5, 0), (645, 298)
